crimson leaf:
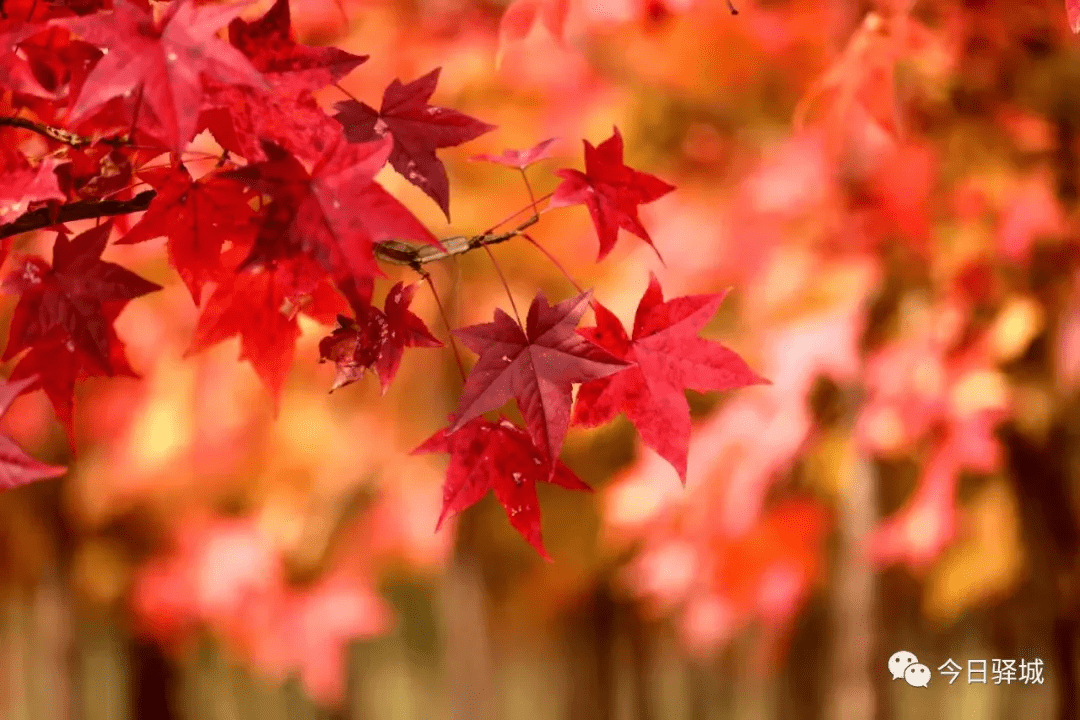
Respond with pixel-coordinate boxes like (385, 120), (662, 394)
(332, 67), (496, 220)
(414, 416), (590, 559)
(573, 274), (768, 482)
(449, 290), (629, 471)
(549, 127), (675, 260)
(318, 281), (441, 393)
(57, 0), (269, 152)
(223, 138), (439, 302)
(0, 374), (67, 490)
(2, 221), (161, 376)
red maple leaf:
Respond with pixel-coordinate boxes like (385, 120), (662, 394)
(0, 17), (52, 97)
(318, 281), (441, 393)
(2, 221), (161, 376)
(0, 151), (64, 224)
(549, 127), (675, 260)
(54, 145), (134, 202)
(470, 137), (558, 170)
(57, 0), (269, 152)
(227, 0), (367, 97)
(199, 84), (347, 165)
(573, 275), (768, 482)
(8, 330), (138, 446)
(0, 374), (67, 490)
(414, 416), (591, 559)
(14, 25), (101, 109)
(116, 165), (259, 305)
(448, 290), (629, 469)
(332, 68), (496, 220)
(199, 0), (366, 165)
(223, 139), (439, 300)
(186, 250), (347, 406)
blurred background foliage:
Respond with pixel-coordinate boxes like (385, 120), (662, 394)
(3, 0), (1080, 718)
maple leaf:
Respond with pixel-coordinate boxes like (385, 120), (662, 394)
(332, 68), (496, 220)
(470, 137), (558, 170)
(0, 151), (64, 224)
(224, 139), (439, 299)
(2, 221), (161, 375)
(57, 0), (269, 152)
(227, 0), (367, 97)
(0, 374), (67, 490)
(414, 416), (591, 559)
(549, 127), (675, 260)
(573, 274), (768, 482)
(8, 330), (137, 447)
(199, 80), (346, 165)
(198, 0), (366, 165)
(318, 281), (441, 393)
(449, 290), (629, 470)
(15, 25), (100, 107)
(186, 250), (347, 406)
(0, 18), (52, 97)
(116, 165), (258, 304)
(55, 145), (134, 201)
(1069, 0), (1080, 32)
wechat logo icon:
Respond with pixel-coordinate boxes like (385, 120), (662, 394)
(889, 651), (930, 687)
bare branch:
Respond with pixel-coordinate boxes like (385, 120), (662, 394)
(0, 190), (156, 239)
(0, 185), (543, 273)
(0, 116), (129, 148)
(374, 214), (540, 271)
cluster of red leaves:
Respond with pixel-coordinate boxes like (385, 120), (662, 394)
(0, 0), (764, 563)
(604, 306), (862, 657)
(857, 301), (1006, 572)
(130, 514), (391, 706)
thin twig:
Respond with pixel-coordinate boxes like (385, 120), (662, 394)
(421, 273), (468, 383)
(520, 231), (585, 294)
(0, 116), (127, 148)
(332, 82), (362, 103)
(480, 192), (553, 236)
(519, 168), (540, 214)
(482, 242), (522, 325)
(373, 215), (539, 270)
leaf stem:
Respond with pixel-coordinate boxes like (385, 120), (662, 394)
(480, 192), (553, 236)
(519, 168), (540, 215)
(520, 231), (584, 295)
(421, 272), (468, 383)
(481, 243), (522, 326)
(332, 82), (362, 103)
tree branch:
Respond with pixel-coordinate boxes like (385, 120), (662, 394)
(3, 118), (549, 263)
(0, 191), (156, 239)
(0, 186), (542, 269)
(0, 116), (129, 148)
(373, 214), (540, 271)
